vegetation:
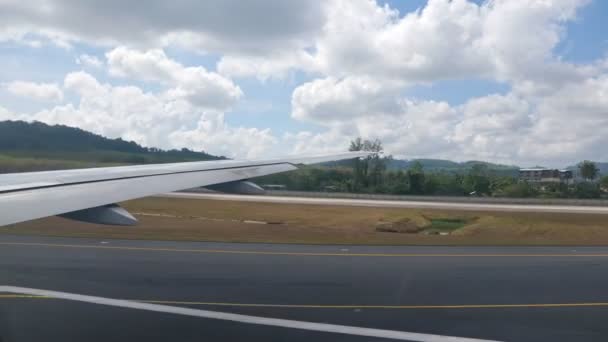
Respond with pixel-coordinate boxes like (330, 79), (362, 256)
(579, 160), (600, 181)
(5, 196), (608, 245)
(0, 122), (605, 199)
(0, 120), (223, 172)
(256, 139), (606, 199)
(601, 175), (608, 190)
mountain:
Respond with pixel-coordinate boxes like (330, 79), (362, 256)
(565, 162), (608, 178)
(387, 158), (460, 170)
(0, 120), (223, 172)
(387, 158), (519, 176)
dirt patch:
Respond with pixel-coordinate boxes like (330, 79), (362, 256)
(375, 218), (427, 234)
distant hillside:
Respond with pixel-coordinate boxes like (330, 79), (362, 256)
(565, 162), (608, 177)
(387, 158), (519, 176)
(323, 157), (519, 176)
(0, 120), (224, 172)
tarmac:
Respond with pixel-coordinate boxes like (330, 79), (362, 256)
(2, 234), (608, 341)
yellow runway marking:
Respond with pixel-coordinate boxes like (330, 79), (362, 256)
(1, 241), (608, 257)
(3, 294), (608, 310)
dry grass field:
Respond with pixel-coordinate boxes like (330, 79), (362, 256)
(3, 196), (608, 245)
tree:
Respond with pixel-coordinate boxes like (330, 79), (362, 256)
(578, 160), (599, 181)
(601, 175), (608, 192)
(407, 161), (425, 194)
(463, 163), (491, 195)
(501, 182), (538, 198)
(574, 182), (601, 199)
(348, 138), (388, 191)
(349, 138), (366, 191)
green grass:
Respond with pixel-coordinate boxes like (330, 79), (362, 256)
(428, 218), (469, 231)
(8, 196), (608, 245)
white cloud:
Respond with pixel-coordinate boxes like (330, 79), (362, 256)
(313, 0), (589, 84)
(170, 118), (278, 159)
(452, 94), (533, 161)
(76, 54), (103, 68)
(291, 83), (461, 159)
(106, 47), (243, 111)
(284, 0), (608, 166)
(1, 0), (607, 165)
(291, 76), (403, 123)
(0, 106), (13, 121)
(217, 51), (317, 81)
(0, 0), (324, 55)
(283, 129), (352, 155)
(518, 75), (608, 164)
(5, 81), (63, 102)
(290, 70), (608, 166)
(6, 71), (276, 159)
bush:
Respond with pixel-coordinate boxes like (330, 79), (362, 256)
(500, 182), (537, 198)
(574, 182), (601, 199)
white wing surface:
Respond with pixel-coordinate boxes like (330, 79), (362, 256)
(0, 152), (370, 226)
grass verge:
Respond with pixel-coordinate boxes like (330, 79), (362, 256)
(3, 196), (608, 245)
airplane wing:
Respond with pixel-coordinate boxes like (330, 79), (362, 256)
(0, 151), (371, 227)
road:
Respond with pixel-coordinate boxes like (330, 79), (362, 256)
(2, 234), (608, 341)
(164, 192), (608, 214)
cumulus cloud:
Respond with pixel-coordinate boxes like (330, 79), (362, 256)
(75, 54), (103, 68)
(290, 76), (608, 166)
(5, 81), (63, 102)
(291, 76), (404, 123)
(106, 47), (243, 111)
(283, 129), (353, 155)
(285, 0), (608, 166)
(1, 0), (607, 165)
(0, 0), (324, 54)
(0, 106), (13, 121)
(8, 72), (275, 158)
(452, 94), (533, 161)
(220, 0), (591, 84)
(313, 0), (590, 85)
(217, 51), (317, 81)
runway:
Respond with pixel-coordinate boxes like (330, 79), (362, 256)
(163, 192), (608, 214)
(2, 235), (608, 341)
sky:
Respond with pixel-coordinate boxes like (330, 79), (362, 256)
(0, 0), (607, 167)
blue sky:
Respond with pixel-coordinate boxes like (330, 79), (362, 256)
(0, 0), (607, 166)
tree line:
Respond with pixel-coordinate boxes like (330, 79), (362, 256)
(256, 139), (608, 199)
(0, 120), (224, 166)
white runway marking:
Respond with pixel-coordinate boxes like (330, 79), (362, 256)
(0, 285), (497, 342)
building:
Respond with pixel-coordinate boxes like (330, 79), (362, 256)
(519, 168), (573, 184)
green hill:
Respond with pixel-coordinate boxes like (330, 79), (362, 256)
(387, 158), (519, 176)
(0, 120), (224, 173)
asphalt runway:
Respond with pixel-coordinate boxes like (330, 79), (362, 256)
(2, 235), (608, 341)
(164, 192), (608, 214)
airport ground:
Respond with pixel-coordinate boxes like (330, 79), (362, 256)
(4, 235), (608, 341)
(4, 194), (608, 341)
(3, 194), (608, 245)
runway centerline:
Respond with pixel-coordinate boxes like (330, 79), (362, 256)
(5, 294), (608, 310)
(2, 241), (608, 257)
